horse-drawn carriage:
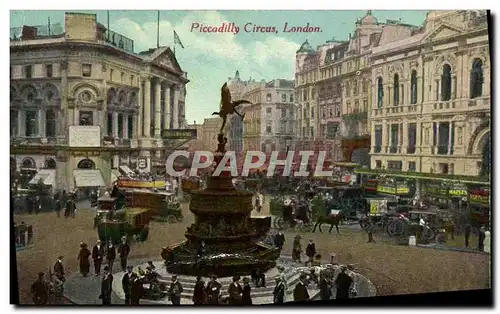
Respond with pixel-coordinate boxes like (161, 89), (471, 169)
(384, 210), (455, 242)
(153, 192), (184, 223)
(97, 207), (151, 244)
(270, 195), (312, 232)
(312, 186), (365, 221)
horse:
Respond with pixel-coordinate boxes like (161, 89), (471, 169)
(311, 212), (345, 234)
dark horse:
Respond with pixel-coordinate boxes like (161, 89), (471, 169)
(312, 213), (345, 234)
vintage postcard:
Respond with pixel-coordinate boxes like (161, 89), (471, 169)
(10, 9), (491, 306)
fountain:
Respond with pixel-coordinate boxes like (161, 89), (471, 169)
(161, 86), (280, 277)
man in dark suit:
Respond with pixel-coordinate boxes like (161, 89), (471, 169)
(273, 277), (285, 304)
(130, 273), (143, 305)
(305, 240), (316, 266)
(31, 272), (49, 305)
(168, 275), (183, 305)
(192, 276), (207, 305)
(106, 240), (116, 272)
(293, 274), (310, 302)
(100, 266), (113, 305)
(117, 237), (130, 271)
(274, 231), (285, 251)
(319, 272), (332, 301)
(334, 266), (353, 300)
(92, 240), (105, 276)
(206, 275), (222, 304)
(227, 276), (242, 305)
(122, 266), (133, 305)
(53, 256), (65, 282)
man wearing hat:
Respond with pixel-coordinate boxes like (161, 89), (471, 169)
(130, 273), (143, 305)
(117, 236), (131, 272)
(334, 265), (353, 300)
(293, 273), (310, 302)
(122, 266), (134, 305)
(227, 276), (242, 305)
(53, 255), (65, 282)
(78, 242), (91, 276)
(305, 240), (316, 266)
(205, 275), (222, 304)
(99, 266), (114, 305)
(192, 276), (207, 305)
(292, 235), (302, 263)
(31, 272), (49, 305)
(92, 240), (105, 276)
(273, 276), (285, 304)
(168, 274), (183, 305)
(241, 277), (252, 305)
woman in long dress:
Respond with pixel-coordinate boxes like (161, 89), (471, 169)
(484, 229), (491, 253)
(78, 242), (91, 276)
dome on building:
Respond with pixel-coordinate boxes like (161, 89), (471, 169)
(360, 10), (378, 25)
(297, 39), (315, 53)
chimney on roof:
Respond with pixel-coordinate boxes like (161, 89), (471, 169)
(21, 26), (37, 40)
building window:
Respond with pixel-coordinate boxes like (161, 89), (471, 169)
(408, 123), (417, 154)
(281, 108), (286, 118)
(375, 160), (382, 169)
(266, 107), (272, 114)
(82, 64), (92, 77)
(24, 65), (32, 79)
(310, 127), (314, 138)
(377, 77), (384, 108)
(107, 113), (113, 136)
(44, 158), (57, 169)
(374, 125), (382, 153)
(353, 81), (358, 95)
(77, 158), (95, 169)
(45, 109), (56, 137)
(362, 79), (368, 93)
(79, 111), (93, 125)
(312, 88), (316, 100)
(303, 108), (307, 119)
(408, 161), (416, 171)
(410, 70), (418, 104)
(393, 74), (399, 105)
(390, 124), (399, 153)
(127, 115), (133, 138)
(354, 100), (359, 112)
(130, 75), (135, 86)
(10, 109), (18, 136)
(266, 125), (272, 134)
(282, 94), (287, 102)
(302, 127), (306, 137)
(266, 93), (272, 102)
(25, 110), (37, 136)
(345, 82), (350, 96)
(387, 161), (402, 171)
(363, 100), (368, 112)
(441, 64), (452, 101)
(470, 58), (484, 99)
(311, 108), (315, 119)
(290, 94), (294, 102)
(117, 113), (123, 138)
(46, 64), (53, 78)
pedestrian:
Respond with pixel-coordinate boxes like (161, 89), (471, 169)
(106, 240), (116, 272)
(192, 276), (207, 305)
(273, 277), (285, 304)
(50, 273), (64, 304)
(122, 266), (133, 305)
(53, 255), (65, 282)
(292, 235), (302, 263)
(78, 242), (91, 277)
(277, 265), (288, 301)
(64, 197), (71, 218)
(168, 274), (183, 305)
(464, 223), (471, 248)
(274, 231), (285, 251)
(92, 240), (105, 276)
(305, 239), (316, 266)
(99, 266), (113, 305)
(334, 265), (353, 300)
(293, 274), (310, 302)
(227, 276), (242, 305)
(35, 195), (41, 214)
(117, 236), (130, 271)
(241, 277), (252, 305)
(484, 228), (491, 253)
(478, 226), (486, 251)
(54, 194), (61, 218)
(130, 273), (143, 305)
(319, 271), (331, 301)
(206, 275), (222, 304)
(31, 272), (49, 305)
(70, 196), (77, 218)
(18, 222), (27, 246)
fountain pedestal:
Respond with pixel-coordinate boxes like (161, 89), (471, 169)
(161, 135), (280, 277)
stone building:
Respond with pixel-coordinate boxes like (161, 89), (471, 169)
(242, 79), (297, 153)
(10, 12), (189, 191)
(225, 71), (260, 153)
(369, 10), (490, 177)
(201, 117), (222, 152)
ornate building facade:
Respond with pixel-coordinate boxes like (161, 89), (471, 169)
(369, 10), (490, 177)
(242, 79), (297, 154)
(10, 12), (189, 190)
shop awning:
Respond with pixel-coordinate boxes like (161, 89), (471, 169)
(29, 169), (56, 186)
(73, 169), (106, 187)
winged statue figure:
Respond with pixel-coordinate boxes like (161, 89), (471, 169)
(212, 82), (252, 134)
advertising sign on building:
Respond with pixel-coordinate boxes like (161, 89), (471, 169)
(69, 126), (101, 147)
(161, 129), (198, 139)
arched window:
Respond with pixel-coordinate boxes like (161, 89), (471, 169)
(470, 58), (484, 99)
(377, 77), (384, 108)
(481, 135), (491, 176)
(393, 74), (399, 105)
(77, 158), (95, 169)
(21, 157), (36, 169)
(410, 70), (418, 104)
(441, 64), (452, 101)
(44, 158), (56, 169)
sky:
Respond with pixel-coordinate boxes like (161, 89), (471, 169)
(10, 10), (429, 125)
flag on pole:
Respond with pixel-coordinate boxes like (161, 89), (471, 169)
(174, 30), (185, 49)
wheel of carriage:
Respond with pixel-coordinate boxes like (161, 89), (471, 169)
(167, 215), (177, 223)
(386, 219), (405, 236)
(274, 217), (285, 229)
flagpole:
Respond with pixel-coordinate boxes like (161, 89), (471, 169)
(157, 11), (160, 48)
